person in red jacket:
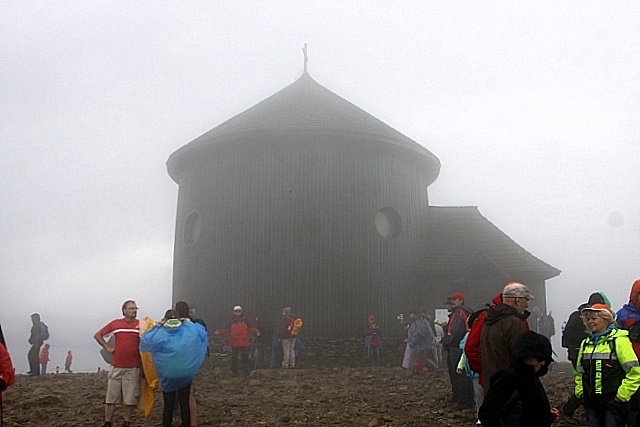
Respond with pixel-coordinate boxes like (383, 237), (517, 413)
(215, 306), (260, 376)
(465, 293), (503, 387)
(1, 340), (16, 427)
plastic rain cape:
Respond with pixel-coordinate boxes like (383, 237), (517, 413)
(138, 317), (159, 417)
(139, 319), (208, 393)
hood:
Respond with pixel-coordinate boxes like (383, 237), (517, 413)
(513, 331), (553, 376)
(491, 292), (503, 306)
(587, 291), (611, 308)
(484, 303), (521, 325)
(514, 331), (553, 362)
(630, 280), (640, 310)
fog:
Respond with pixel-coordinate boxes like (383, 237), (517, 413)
(1, 2), (638, 372)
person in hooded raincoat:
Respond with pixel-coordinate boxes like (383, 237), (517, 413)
(479, 331), (559, 427)
(140, 307), (207, 427)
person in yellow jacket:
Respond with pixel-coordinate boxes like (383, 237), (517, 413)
(575, 303), (640, 427)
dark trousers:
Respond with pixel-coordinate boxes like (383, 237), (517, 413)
(254, 342), (271, 369)
(563, 354), (583, 416)
(27, 344), (41, 375)
(231, 346), (250, 375)
(162, 383), (191, 427)
(447, 347), (474, 406)
(586, 400), (630, 427)
(367, 345), (381, 367)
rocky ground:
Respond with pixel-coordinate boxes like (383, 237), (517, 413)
(2, 354), (584, 427)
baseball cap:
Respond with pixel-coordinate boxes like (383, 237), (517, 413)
(502, 282), (534, 300)
(451, 292), (465, 300)
(581, 303), (613, 316)
(233, 305), (242, 311)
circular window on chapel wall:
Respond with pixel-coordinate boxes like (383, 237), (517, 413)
(375, 207), (402, 240)
(183, 211), (201, 245)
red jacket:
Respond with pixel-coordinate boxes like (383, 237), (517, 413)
(465, 293), (503, 386)
(0, 342), (15, 391)
(217, 315), (259, 348)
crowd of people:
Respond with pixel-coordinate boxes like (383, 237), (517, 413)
(89, 300), (305, 427)
(392, 279), (640, 427)
(2, 278), (640, 426)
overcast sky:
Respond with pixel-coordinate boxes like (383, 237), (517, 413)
(1, 2), (638, 372)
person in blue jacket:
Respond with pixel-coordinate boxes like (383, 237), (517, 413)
(140, 304), (207, 427)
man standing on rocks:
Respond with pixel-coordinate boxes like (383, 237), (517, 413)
(94, 300), (141, 427)
(480, 282), (531, 393)
(27, 313), (46, 375)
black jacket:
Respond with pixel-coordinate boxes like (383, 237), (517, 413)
(479, 331), (553, 427)
(562, 303), (588, 363)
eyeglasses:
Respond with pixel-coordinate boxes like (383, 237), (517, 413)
(125, 307), (139, 310)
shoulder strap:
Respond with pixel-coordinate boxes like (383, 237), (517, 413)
(608, 336), (617, 360)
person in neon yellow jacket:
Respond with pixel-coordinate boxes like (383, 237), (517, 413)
(575, 303), (640, 427)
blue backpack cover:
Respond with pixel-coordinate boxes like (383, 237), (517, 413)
(139, 321), (207, 392)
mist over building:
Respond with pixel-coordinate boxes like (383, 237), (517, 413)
(167, 71), (560, 335)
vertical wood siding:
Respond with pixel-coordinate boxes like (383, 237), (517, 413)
(172, 135), (435, 336)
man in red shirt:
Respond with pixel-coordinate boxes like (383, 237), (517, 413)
(94, 300), (142, 427)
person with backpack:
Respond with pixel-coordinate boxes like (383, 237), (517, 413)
(457, 318), (484, 426)
(464, 293), (503, 388)
(405, 309), (439, 377)
(480, 282), (532, 394)
(27, 312), (48, 376)
(215, 305), (260, 376)
(560, 291), (610, 422)
(279, 307), (299, 369)
(616, 279), (640, 427)
(575, 303), (640, 427)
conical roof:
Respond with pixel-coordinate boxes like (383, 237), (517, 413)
(168, 73), (440, 183)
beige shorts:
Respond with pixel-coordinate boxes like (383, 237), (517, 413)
(105, 367), (140, 405)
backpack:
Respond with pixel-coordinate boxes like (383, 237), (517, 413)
(562, 311), (586, 351)
(464, 309), (489, 374)
(288, 317), (303, 336)
(39, 322), (50, 341)
(628, 322), (640, 344)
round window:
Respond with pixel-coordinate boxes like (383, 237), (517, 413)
(375, 207), (402, 239)
(183, 211), (201, 245)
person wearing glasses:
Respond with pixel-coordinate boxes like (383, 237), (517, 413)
(480, 282), (532, 394)
(478, 331), (560, 426)
(94, 300), (142, 427)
